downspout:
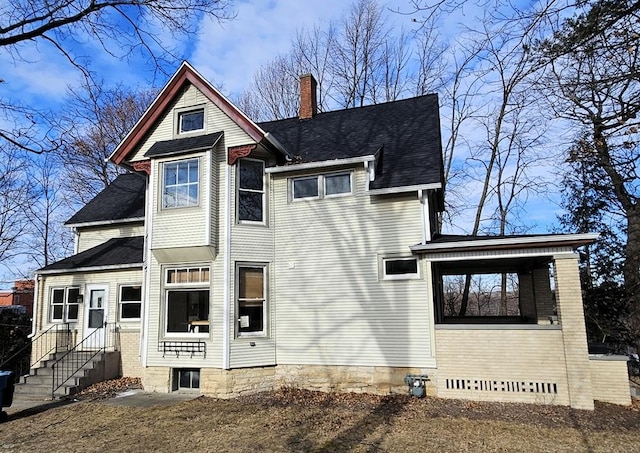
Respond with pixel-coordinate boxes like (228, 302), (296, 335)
(205, 150), (212, 246)
(73, 227), (79, 254)
(223, 158), (231, 370)
(141, 169), (154, 367)
(29, 274), (41, 337)
(419, 190), (431, 244)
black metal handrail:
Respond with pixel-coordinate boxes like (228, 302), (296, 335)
(0, 323), (71, 383)
(51, 322), (116, 398)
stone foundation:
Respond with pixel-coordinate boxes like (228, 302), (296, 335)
(140, 364), (437, 398)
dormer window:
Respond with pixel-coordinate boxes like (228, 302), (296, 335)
(178, 108), (205, 134)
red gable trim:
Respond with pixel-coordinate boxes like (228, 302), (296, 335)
(111, 62), (264, 165)
(228, 144), (257, 165)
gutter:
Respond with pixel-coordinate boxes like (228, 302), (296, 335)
(410, 233), (600, 253)
(37, 263), (143, 276)
(265, 155), (376, 174)
(65, 217), (145, 229)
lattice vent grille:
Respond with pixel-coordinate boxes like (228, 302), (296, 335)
(445, 378), (557, 394)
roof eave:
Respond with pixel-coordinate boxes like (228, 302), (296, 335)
(410, 233), (600, 254)
(110, 62), (266, 165)
(265, 155), (377, 174)
(36, 263), (143, 276)
(64, 217), (145, 229)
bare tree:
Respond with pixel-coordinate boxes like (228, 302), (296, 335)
(239, 0), (440, 121)
(0, 0), (234, 154)
(56, 81), (157, 205)
(0, 147), (31, 271)
(23, 154), (73, 268)
(538, 0), (640, 347)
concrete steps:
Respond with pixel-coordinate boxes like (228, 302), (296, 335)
(13, 351), (120, 399)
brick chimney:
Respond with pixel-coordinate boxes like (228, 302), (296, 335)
(299, 74), (317, 120)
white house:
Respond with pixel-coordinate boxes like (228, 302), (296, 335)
(28, 62), (630, 410)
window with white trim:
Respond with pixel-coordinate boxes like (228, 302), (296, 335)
(291, 172), (352, 200)
(178, 109), (204, 134)
(238, 158), (265, 223)
(382, 257), (420, 280)
(119, 285), (142, 321)
(237, 265), (267, 337)
(162, 158), (199, 209)
(165, 266), (210, 336)
(50, 287), (80, 322)
(173, 368), (200, 390)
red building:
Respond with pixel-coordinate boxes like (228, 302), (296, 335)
(0, 280), (34, 317)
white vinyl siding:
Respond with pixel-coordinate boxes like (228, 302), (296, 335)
(273, 166), (434, 368)
(76, 223), (144, 253)
(38, 269), (143, 334)
(129, 84), (255, 163)
(228, 151), (276, 368)
(151, 154), (207, 250)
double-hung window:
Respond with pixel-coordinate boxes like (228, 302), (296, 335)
(119, 285), (142, 321)
(163, 158), (199, 209)
(238, 159), (265, 223)
(237, 265), (267, 337)
(165, 266), (210, 336)
(292, 172), (352, 200)
(50, 287), (80, 322)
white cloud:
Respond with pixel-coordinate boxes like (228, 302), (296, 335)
(190, 0), (410, 96)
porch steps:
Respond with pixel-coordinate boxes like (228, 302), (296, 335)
(13, 351), (120, 399)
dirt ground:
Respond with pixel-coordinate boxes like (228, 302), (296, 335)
(1, 378), (640, 453)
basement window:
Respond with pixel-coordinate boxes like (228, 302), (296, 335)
(173, 368), (200, 390)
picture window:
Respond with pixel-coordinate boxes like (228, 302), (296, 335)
(165, 266), (210, 336)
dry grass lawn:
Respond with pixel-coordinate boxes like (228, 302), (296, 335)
(1, 382), (639, 452)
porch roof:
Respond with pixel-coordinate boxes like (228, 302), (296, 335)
(37, 236), (144, 274)
(411, 233), (598, 255)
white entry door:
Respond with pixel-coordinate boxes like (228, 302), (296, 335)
(85, 284), (109, 348)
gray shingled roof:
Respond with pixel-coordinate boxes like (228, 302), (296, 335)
(259, 94), (443, 190)
(65, 173), (146, 225)
(144, 131), (223, 158)
(38, 236), (144, 273)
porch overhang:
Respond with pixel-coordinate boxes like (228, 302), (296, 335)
(410, 233), (599, 261)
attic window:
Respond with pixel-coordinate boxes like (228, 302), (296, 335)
(178, 109), (205, 134)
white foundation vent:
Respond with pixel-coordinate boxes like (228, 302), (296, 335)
(445, 378), (558, 394)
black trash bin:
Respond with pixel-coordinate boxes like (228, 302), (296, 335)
(0, 370), (15, 422)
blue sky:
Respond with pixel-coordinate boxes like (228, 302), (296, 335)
(0, 0), (569, 287)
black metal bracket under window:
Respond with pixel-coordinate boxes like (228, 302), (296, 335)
(158, 341), (206, 358)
